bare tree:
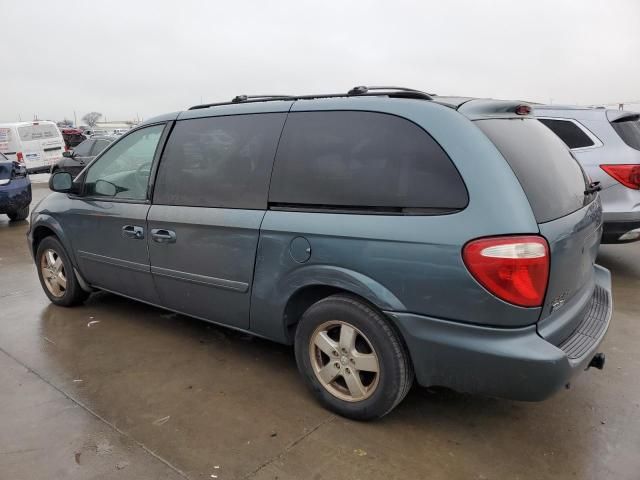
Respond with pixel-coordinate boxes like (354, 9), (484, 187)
(82, 112), (103, 127)
(57, 118), (73, 128)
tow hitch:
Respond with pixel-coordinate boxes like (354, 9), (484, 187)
(588, 352), (606, 370)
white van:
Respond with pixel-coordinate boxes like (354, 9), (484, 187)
(0, 121), (65, 173)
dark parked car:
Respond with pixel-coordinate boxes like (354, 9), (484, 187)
(0, 155), (31, 221)
(60, 128), (87, 150)
(29, 87), (612, 419)
(52, 136), (115, 177)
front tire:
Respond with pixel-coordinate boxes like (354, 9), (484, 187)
(8, 205), (29, 221)
(294, 294), (413, 420)
(36, 236), (89, 306)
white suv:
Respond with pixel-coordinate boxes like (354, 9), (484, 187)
(536, 105), (640, 243)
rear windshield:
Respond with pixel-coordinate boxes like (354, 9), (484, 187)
(0, 162), (11, 180)
(18, 124), (60, 142)
(611, 115), (640, 151)
(476, 118), (590, 223)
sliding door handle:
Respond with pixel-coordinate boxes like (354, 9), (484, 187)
(151, 229), (176, 244)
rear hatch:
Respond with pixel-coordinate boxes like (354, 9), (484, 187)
(476, 118), (602, 331)
(18, 123), (64, 168)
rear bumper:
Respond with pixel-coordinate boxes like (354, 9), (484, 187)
(0, 181), (32, 214)
(602, 219), (640, 243)
(601, 184), (640, 242)
(27, 165), (51, 174)
(385, 266), (612, 401)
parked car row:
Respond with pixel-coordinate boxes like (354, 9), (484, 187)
(31, 86), (613, 419)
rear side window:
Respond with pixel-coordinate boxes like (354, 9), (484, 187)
(611, 115), (640, 151)
(538, 118), (595, 149)
(476, 119), (589, 223)
(154, 113), (286, 209)
(269, 111), (468, 212)
(18, 124), (60, 141)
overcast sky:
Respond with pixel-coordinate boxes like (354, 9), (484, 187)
(1, 0), (638, 123)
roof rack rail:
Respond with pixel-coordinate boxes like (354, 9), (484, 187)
(188, 86), (434, 110)
(189, 95), (294, 110)
(231, 94), (295, 103)
(347, 86), (434, 100)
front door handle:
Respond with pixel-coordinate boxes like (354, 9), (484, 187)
(151, 228), (176, 244)
(122, 225), (144, 239)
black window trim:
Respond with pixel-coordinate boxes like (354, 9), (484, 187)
(268, 202), (461, 216)
(536, 116), (603, 151)
(266, 109), (469, 215)
(71, 121), (171, 204)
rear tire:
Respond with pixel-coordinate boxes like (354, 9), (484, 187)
(36, 236), (89, 306)
(294, 294), (413, 420)
(8, 206), (29, 221)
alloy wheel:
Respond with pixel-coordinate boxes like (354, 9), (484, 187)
(40, 248), (67, 298)
(309, 320), (380, 402)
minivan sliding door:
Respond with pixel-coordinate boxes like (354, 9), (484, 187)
(148, 112), (287, 329)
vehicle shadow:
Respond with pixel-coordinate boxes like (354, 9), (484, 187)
(37, 291), (587, 423)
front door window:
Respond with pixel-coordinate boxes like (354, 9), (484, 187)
(84, 125), (164, 200)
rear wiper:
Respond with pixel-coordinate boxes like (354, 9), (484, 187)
(585, 181), (602, 195)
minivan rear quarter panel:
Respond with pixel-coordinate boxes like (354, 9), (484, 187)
(250, 98), (542, 342)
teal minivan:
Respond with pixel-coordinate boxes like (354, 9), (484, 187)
(29, 87), (612, 419)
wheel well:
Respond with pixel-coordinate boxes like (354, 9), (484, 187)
(284, 286), (344, 340)
(283, 285), (415, 376)
(284, 285), (390, 341)
(32, 226), (57, 253)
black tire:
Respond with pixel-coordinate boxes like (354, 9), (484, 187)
(8, 205), (29, 221)
(35, 236), (89, 306)
(294, 294), (413, 420)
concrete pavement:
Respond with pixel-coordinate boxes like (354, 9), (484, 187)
(1, 186), (639, 479)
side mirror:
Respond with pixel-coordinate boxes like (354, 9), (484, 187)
(49, 171), (73, 192)
(94, 179), (117, 197)
(62, 151), (74, 158)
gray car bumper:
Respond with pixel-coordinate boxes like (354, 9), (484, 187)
(386, 268), (612, 401)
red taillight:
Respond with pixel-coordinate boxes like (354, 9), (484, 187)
(515, 104), (532, 115)
(600, 164), (640, 190)
(462, 236), (549, 308)
(16, 152), (24, 163)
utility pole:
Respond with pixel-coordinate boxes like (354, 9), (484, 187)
(74, 110), (77, 127)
